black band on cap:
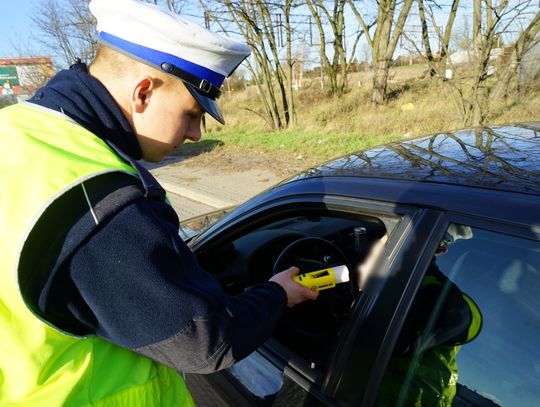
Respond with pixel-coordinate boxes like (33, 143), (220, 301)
(161, 62), (222, 99)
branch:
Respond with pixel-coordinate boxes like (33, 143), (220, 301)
(347, 0), (374, 48)
(388, 0), (415, 56)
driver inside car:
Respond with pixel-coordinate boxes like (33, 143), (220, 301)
(357, 226), (482, 406)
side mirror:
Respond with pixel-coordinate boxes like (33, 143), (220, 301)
(179, 207), (234, 241)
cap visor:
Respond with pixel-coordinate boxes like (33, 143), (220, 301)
(185, 83), (225, 124)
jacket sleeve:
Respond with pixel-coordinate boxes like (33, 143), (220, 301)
(42, 197), (287, 373)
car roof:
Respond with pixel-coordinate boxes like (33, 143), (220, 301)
(285, 123), (540, 196)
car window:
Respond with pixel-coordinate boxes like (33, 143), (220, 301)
(376, 223), (540, 407)
(191, 203), (405, 406)
(198, 213), (389, 371)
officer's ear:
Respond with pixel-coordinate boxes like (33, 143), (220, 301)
(131, 76), (154, 113)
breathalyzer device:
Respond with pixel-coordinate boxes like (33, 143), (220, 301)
(293, 265), (350, 291)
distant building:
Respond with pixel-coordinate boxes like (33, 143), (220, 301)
(449, 48), (505, 66)
(0, 57), (54, 102)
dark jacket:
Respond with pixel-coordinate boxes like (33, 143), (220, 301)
(26, 63), (287, 373)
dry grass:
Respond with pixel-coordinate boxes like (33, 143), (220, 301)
(189, 65), (540, 176)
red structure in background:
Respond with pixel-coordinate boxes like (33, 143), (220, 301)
(0, 57), (53, 96)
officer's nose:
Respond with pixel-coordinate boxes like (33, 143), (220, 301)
(186, 117), (202, 142)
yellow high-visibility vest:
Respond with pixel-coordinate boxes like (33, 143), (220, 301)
(0, 103), (194, 406)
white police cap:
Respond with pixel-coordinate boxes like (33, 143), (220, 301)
(89, 0), (251, 124)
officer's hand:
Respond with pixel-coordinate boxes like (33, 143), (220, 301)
(269, 267), (319, 307)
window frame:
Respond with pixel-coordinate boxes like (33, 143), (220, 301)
(330, 207), (447, 406)
(355, 210), (540, 407)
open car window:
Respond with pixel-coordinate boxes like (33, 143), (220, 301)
(192, 202), (404, 404)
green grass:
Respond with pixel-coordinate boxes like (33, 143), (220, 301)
(204, 127), (402, 163)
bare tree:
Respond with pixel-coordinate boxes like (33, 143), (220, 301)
(283, 0), (297, 125)
(406, 0), (539, 126)
(417, 0), (435, 76)
(349, 0), (415, 104)
(204, 0), (299, 129)
(415, 0), (460, 77)
(404, 0), (460, 78)
(32, 0), (186, 68)
(32, 0), (98, 68)
(452, 1), (540, 126)
(490, 10), (540, 100)
(305, 0), (366, 95)
(164, 0), (185, 13)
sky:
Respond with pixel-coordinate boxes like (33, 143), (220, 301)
(0, 0), (429, 67)
(0, 1), (486, 65)
(1, 1), (536, 67)
(0, 1), (41, 58)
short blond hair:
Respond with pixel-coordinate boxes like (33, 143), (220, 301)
(90, 44), (176, 87)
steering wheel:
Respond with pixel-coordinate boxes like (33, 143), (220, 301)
(272, 237), (354, 339)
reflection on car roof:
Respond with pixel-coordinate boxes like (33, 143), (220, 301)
(288, 123), (540, 196)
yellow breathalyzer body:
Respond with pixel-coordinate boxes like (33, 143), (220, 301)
(293, 265), (350, 291)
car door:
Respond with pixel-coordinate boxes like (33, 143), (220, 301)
(337, 211), (540, 407)
(184, 193), (420, 406)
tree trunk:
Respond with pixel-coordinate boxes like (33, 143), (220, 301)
(439, 0), (460, 80)
(368, 0), (413, 104)
(473, 0), (482, 55)
(417, 0), (435, 77)
(372, 58), (391, 104)
(284, 0), (296, 126)
(306, 0), (349, 96)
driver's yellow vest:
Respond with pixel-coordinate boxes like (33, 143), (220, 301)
(0, 103), (194, 406)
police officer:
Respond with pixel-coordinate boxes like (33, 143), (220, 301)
(0, 0), (318, 405)
(359, 226), (481, 407)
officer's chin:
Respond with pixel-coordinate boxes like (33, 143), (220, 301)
(137, 135), (174, 163)
(141, 145), (172, 163)
(141, 151), (165, 163)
